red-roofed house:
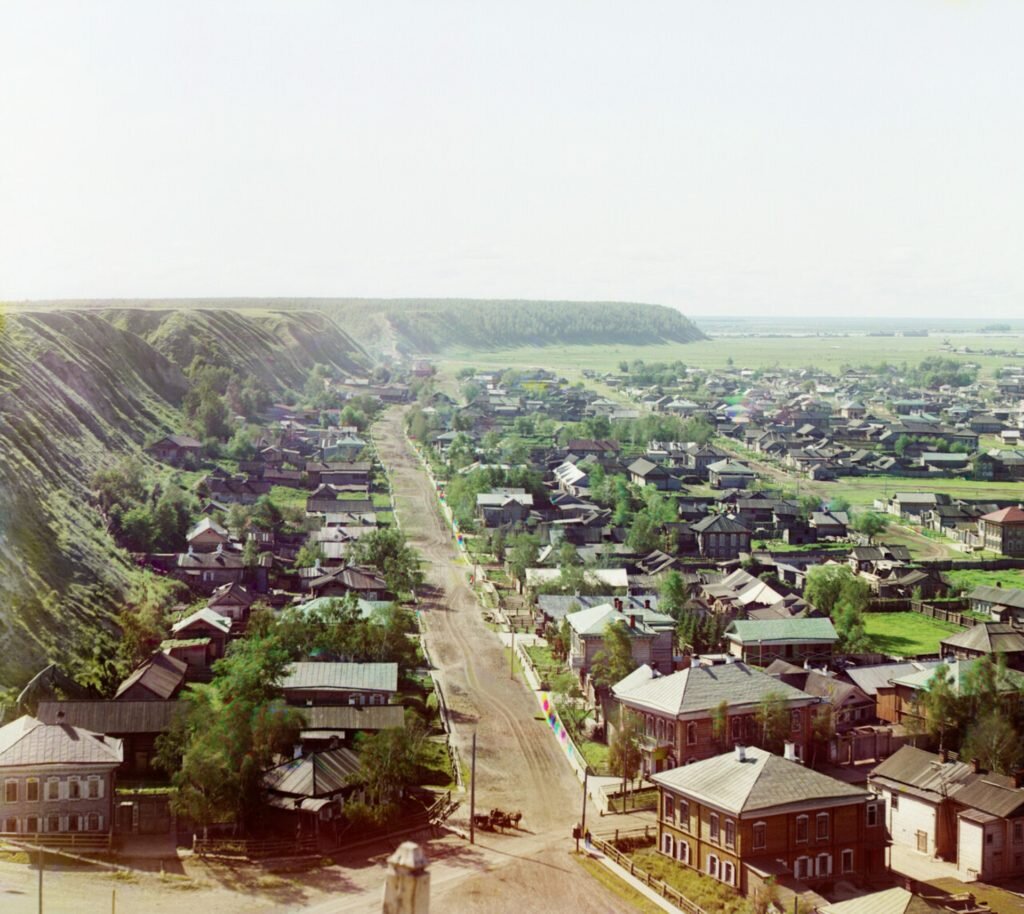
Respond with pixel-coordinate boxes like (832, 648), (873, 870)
(978, 506), (1024, 555)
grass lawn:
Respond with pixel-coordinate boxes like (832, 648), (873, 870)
(572, 854), (665, 914)
(579, 740), (611, 776)
(606, 787), (658, 813)
(863, 612), (963, 657)
(268, 485), (309, 510)
(825, 476), (1024, 508)
(627, 847), (752, 914)
(945, 568), (1024, 592)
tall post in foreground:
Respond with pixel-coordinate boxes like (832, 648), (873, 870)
(510, 628), (515, 680)
(469, 730), (477, 845)
(581, 768), (589, 838)
(38, 849), (43, 914)
(381, 842), (430, 914)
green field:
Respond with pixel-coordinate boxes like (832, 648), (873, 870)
(441, 332), (1024, 378)
(863, 612), (962, 657)
(822, 476), (1024, 508)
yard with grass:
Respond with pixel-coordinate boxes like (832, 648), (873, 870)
(944, 568), (1024, 593)
(626, 846), (753, 914)
(863, 612), (963, 657)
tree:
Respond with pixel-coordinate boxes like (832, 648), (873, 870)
(350, 725), (429, 810)
(910, 663), (961, 753)
(348, 526), (424, 595)
(797, 495), (821, 522)
(242, 537), (260, 569)
(590, 621), (638, 690)
(507, 533), (539, 585)
(804, 564), (856, 614)
(755, 691), (790, 753)
(659, 571), (689, 621)
(710, 700), (730, 749)
(960, 712), (1024, 775)
(293, 540), (325, 571)
(852, 511), (889, 543)
(609, 708), (644, 805)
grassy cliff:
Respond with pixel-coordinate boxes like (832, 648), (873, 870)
(0, 308), (367, 694)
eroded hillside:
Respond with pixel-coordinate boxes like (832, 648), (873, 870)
(0, 308), (366, 693)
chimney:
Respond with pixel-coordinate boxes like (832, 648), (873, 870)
(629, 614), (637, 630)
(784, 741), (797, 762)
(1013, 770), (1024, 789)
(939, 748), (948, 763)
(644, 599), (651, 609)
(614, 597), (622, 611)
(56, 709), (66, 724)
(735, 745), (746, 763)
(971, 757), (982, 774)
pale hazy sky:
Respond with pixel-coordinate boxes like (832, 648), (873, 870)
(1, 1), (1022, 317)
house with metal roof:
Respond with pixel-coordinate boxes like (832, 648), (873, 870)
(651, 745), (887, 897)
(614, 660), (819, 771)
(0, 714), (123, 845)
(940, 622), (1024, 669)
(870, 744), (1024, 881)
(282, 662), (398, 707)
(565, 603), (674, 677)
(725, 618), (839, 667)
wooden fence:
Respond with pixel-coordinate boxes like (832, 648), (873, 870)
(909, 599), (977, 628)
(591, 835), (710, 914)
(193, 833), (318, 858)
(0, 831), (113, 852)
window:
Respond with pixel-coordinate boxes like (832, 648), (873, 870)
(686, 722), (698, 746)
(794, 856), (810, 879)
(26, 780), (39, 802)
(46, 779), (60, 801)
(26, 816), (38, 834)
(731, 717), (741, 740)
(46, 815), (60, 833)
(710, 813), (720, 841)
(662, 833), (674, 857)
(890, 792), (899, 811)
(842, 849), (854, 873)
(722, 861), (735, 885)
(4, 781), (16, 803)
(1014, 821), (1023, 844)
(866, 803), (878, 828)
(816, 853), (831, 877)
(753, 822), (767, 850)
(677, 840), (689, 864)
(917, 830), (929, 853)
(3, 817), (16, 833)
(68, 815), (79, 832)
(69, 778), (80, 800)
(796, 815), (809, 843)
(725, 819), (735, 849)
(87, 778), (100, 799)
(816, 812), (829, 841)
(986, 832), (994, 846)
(87, 813), (100, 832)
(664, 795), (675, 822)
(678, 799), (689, 829)
(707, 854), (719, 878)
(791, 710), (801, 732)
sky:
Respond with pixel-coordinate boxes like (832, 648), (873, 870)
(1, 1), (1022, 318)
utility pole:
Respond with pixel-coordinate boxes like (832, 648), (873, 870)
(510, 628), (515, 680)
(469, 731), (477, 845)
(580, 768), (589, 844)
(38, 849), (43, 914)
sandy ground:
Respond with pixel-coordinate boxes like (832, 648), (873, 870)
(0, 407), (633, 914)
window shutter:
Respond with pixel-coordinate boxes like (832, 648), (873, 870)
(98, 815), (105, 831)
(97, 778), (104, 799)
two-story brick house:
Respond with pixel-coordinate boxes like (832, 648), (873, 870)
(613, 660), (819, 772)
(0, 714), (122, 843)
(652, 745), (888, 897)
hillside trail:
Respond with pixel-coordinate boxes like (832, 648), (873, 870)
(364, 407), (633, 913)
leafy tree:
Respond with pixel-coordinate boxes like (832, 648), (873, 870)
(507, 533), (539, 585)
(350, 725), (429, 809)
(852, 511), (889, 543)
(710, 700), (730, 749)
(609, 708), (644, 797)
(293, 540), (325, 571)
(804, 564), (857, 614)
(659, 571), (689, 620)
(755, 691), (790, 753)
(348, 527), (424, 595)
(590, 621), (638, 690)
(960, 712), (1024, 775)
(910, 663), (961, 753)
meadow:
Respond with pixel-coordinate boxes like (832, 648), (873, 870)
(442, 331), (1024, 378)
(862, 612), (962, 657)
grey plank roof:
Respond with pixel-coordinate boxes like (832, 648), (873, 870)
(262, 748), (361, 797)
(652, 746), (868, 817)
(37, 700), (184, 734)
(869, 746), (976, 800)
(617, 661), (815, 717)
(968, 585), (1024, 610)
(302, 705), (405, 730)
(283, 662), (398, 693)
